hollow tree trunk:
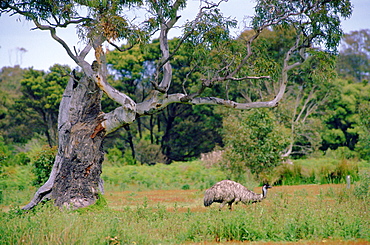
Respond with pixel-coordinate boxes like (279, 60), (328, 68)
(23, 73), (105, 210)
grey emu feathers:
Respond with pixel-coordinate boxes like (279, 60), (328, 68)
(204, 180), (271, 210)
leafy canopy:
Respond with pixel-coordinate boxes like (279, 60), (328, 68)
(252, 0), (352, 52)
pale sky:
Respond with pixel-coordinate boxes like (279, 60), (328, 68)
(0, 0), (369, 71)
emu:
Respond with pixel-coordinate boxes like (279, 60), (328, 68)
(204, 180), (272, 210)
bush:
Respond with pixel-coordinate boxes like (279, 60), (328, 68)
(324, 159), (359, 184)
(354, 172), (370, 199)
(135, 140), (166, 165)
(325, 147), (359, 159)
(32, 146), (57, 186)
(221, 109), (289, 182)
(272, 163), (316, 185)
(271, 158), (360, 185)
(0, 137), (14, 167)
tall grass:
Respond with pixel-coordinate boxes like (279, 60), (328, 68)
(1, 158), (367, 207)
(102, 161), (227, 191)
(1, 157), (369, 244)
(184, 189), (369, 243)
(1, 186), (369, 244)
(0, 165), (35, 206)
(271, 158), (364, 185)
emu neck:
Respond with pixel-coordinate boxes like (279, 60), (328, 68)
(262, 187), (268, 198)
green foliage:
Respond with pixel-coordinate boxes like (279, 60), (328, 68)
(183, 8), (237, 48)
(19, 65), (69, 112)
(135, 138), (165, 165)
(0, 136), (30, 167)
(337, 29), (370, 82)
(252, 0), (352, 52)
(221, 108), (289, 182)
(0, 136), (12, 167)
(354, 172), (370, 199)
(0, 165), (35, 206)
(2, 65), (70, 145)
(102, 160), (226, 191)
(107, 38), (224, 162)
(271, 158), (361, 186)
(0, 66), (26, 143)
(105, 146), (131, 166)
(356, 102), (370, 160)
(162, 105), (223, 162)
(321, 79), (370, 153)
(32, 146), (57, 187)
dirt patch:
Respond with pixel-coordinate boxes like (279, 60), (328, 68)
(105, 184), (348, 211)
(105, 189), (205, 212)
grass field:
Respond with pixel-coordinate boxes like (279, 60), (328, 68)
(1, 183), (369, 244)
(1, 159), (369, 244)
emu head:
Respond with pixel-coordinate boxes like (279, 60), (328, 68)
(262, 184), (272, 198)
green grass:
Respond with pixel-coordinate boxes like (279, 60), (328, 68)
(1, 186), (369, 244)
(271, 158), (366, 185)
(0, 160), (227, 207)
(101, 160), (228, 191)
(1, 158), (369, 244)
(0, 165), (36, 206)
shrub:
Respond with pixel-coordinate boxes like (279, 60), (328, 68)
(221, 109), (289, 182)
(135, 140), (166, 165)
(105, 147), (128, 166)
(324, 159), (359, 184)
(354, 172), (370, 199)
(14, 152), (31, 165)
(32, 146), (57, 186)
(0, 137), (14, 167)
(325, 147), (359, 159)
(272, 163), (316, 185)
(271, 158), (360, 186)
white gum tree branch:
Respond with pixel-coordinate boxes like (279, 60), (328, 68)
(6, 1), (311, 140)
(102, 9), (308, 135)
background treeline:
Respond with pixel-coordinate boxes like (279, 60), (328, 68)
(0, 28), (369, 184)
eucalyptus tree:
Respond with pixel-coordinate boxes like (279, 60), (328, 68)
(107, 38), (224, 163)
(337, 29), (370, 82)
(0, 0), (352, 210)
(0, 66), (25, 143)
(281, 51), (338, 157)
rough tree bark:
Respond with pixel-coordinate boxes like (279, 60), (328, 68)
(24, 74), (105, 209)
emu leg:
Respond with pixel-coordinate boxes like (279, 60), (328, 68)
(228, 202), (233, 210)
(219, 202), (227, 210)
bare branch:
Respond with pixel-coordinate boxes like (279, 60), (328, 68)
(135, 90), (281, 119)
(33, 21), (80, 64)
(79, 43), (93, 60)
(295, 85), (317, 123)
(107, 40), (134, 52)
(228, 75), (271, 81)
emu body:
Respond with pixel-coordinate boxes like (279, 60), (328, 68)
(204, 180), (271, 210)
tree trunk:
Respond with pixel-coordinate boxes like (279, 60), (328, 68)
(23, 73), (105, 210)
